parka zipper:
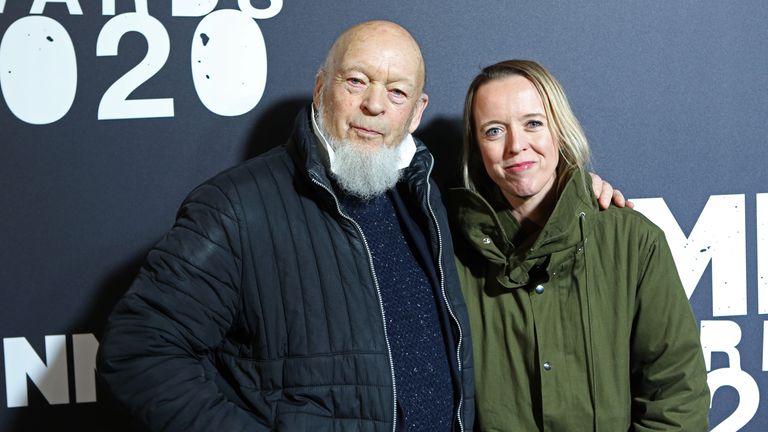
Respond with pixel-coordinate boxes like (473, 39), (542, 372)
(310, 175), (398, 432)
(578, 211), (598, 431)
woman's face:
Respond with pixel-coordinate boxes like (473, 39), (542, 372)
(473, 75), (559, 207)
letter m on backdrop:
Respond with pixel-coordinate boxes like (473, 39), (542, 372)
(633, 194), (746, 317)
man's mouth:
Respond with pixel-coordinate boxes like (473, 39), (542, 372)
(351, 125), (382, 138)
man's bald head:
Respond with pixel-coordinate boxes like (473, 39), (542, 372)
(310, 20), (430, 198)
(320, 20), (426, 95)
(312, 20), (429, 151)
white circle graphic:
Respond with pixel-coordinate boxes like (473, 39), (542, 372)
(191, 9), (267, 117)
(0, 16), (77, 125)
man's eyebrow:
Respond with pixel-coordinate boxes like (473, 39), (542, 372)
(338, 65), (417, 87)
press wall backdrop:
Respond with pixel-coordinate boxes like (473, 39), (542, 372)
(2, 1), (766, 430)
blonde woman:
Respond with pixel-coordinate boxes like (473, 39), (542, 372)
(450, 59), (710, 431)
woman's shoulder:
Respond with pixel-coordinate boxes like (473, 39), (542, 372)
(591, 205), (669, 247)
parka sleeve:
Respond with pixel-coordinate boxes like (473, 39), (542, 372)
(96, 181), (271, 432)
(630, 228), (710, 431)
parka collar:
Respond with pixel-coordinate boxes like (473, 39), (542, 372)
(449, 168), (598, 288)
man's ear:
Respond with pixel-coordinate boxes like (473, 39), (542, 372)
(312, 70), (325, 107)
(408, 93), (429, 133)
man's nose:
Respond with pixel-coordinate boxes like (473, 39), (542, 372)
(361, 85), (386, 115)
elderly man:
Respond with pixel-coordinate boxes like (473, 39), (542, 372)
(98, 20), (624, 431)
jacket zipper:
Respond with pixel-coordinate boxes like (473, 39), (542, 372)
(310, 176), (398, 432)
(423, 156), (465, 432)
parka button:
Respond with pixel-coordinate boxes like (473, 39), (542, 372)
(543, 361), (552, 371)
(481, 237), (491, 245)
(534, 284), (545, 294)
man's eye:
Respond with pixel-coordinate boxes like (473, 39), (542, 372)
(388, 89), (407, 104)
(347, 78), (365, 86)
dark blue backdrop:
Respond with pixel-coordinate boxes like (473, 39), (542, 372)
(2, 1), (766, 430)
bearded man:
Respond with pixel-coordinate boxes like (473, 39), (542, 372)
(97, 20), (624, 432)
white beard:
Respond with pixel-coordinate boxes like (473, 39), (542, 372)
(316, 105), (405, 200)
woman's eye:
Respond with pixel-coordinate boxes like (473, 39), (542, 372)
(526, 120), (544, 128)
(484, 127), (502, 137)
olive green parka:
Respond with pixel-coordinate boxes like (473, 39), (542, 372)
(449, 168), (709, 431)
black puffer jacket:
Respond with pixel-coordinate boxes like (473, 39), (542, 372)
(97, 107), (474, 431)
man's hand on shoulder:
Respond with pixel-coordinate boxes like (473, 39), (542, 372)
(589, 172), (634, 210)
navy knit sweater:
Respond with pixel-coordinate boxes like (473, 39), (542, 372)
(340, 189), (453, 431)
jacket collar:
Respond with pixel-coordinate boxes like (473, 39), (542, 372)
(309, 105), (418, 175)
(287, 105), (433, 207)
(286, 106), (333, 190)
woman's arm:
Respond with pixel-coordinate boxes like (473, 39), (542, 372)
(630, 228), (710, 431)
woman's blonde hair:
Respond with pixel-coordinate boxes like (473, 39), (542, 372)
(461, 59), (590, 195)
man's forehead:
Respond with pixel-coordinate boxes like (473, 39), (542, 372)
(336, 59), (419, 85)
(338, 45), (421, 83)
(324, 21), (425, 90)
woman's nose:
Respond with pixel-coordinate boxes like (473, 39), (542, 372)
(506, 129), (526, 154)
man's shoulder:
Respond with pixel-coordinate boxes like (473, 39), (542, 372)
(179, 145), (299, 217)
(206, 145), (296, 188)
